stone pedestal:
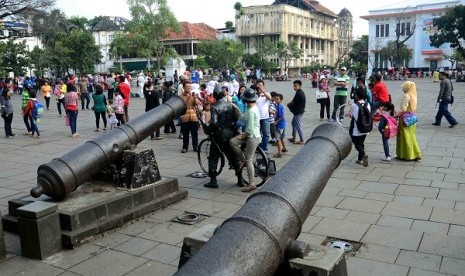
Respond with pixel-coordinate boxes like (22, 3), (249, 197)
(116, 148), (162, 190)
(0, 212), (6, 260)
(178, 224), (217, 268)
(17, 202), (62, 260)
(289, 245), (347, 276)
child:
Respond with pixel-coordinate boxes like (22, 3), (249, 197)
(107, 99), (118, 130)
(349, 88), (371, 167)
(378, 102), (396, 162)
(273, 93), (287, 158)
(202, 102), (211, 125)
(268, 91), (278, 145)
(22, 91), (40, 138)
(113, 88), (125, 126)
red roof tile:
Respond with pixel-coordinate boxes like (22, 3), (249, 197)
(302, 0), (337, 17)
(165, 22), (218, 41)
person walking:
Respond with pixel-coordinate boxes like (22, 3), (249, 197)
(397, 81), (422, 161)
(118, 75), (131, 122)
(78, 76), (90, 110)
(21, 87), (33, 135)
(41, 80), (52, 110)
(1, 86), (15, 138)
(432, 70), (458, 128)
(287, 80), (306, 144)
(92, 85), (108, 132)
(65, 85), (79, 138)
(349, 88), (370, 167)
(56, 79), (67, 117)
(331, 67), (350, 122)
(180, 80), (200, 153)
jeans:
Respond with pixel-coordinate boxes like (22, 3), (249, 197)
(1, 113), (13, 136)
(291, 114), (304, 141)
(108, 88), (114, 100)
(94, 111), (107, 129)
(57, 98), (65, 115)
(378, 117), (390, 157)
(23, 113), (32, 132)
(31, 118), (40, 137)
(66, 109), (78, 134)
(181, 121), (199, 151)
(319, 98), (330, 119)
(230, 136), (261, 185)
(259, 118), (270, 152)
(332, 95), (347, 120)
(351, 134), (366, 161)
(116, 113), (125, 126)
(81, 93), (90, 110)
(435, 99), (457, 125)
(44, 96), (50, 109)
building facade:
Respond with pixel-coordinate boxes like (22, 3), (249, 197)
(236, 0), (350, 76)
(361, 0), (463, 74)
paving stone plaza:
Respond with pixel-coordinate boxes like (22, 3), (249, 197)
(0, 78), (464, 275)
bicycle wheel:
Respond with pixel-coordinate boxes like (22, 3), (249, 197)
(335, 103), (352, 129)
(197, 138), (225, 177)
(242, 146), (269, 187)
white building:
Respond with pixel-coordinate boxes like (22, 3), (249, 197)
(361, 0), (463, 74)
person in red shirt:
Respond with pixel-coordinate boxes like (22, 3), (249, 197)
(371, 75), (390, 112)
(118, 75), (131, 122)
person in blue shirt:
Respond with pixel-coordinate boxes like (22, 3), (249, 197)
(273, 93), (287, 157)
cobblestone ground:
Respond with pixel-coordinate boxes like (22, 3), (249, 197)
(0, 77), (464, 275)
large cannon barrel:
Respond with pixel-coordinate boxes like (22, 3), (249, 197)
(176, 123), (351, 276)
(30, 96), (186, 200)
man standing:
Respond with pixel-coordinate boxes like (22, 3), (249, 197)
(78, 76), (90, 110)
(255, 79), (272, 153)
(287, 80), (306, 144)
(118, 75), (131, 122)
(204, 85), (244, 188)
(331, 67), (350, 122)
(433, 70), (458, 127)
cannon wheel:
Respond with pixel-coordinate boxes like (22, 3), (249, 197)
(242, 146), (269, 187)
(197, 138), (225, 177)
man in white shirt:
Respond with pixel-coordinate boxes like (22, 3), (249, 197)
(255, 79), (272, 153)
(137, 72), (146, 98)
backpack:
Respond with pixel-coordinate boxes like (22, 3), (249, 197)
(381, 113), (398, 138)
(355, 102), (373, 133)
(32, 100), (45, 119)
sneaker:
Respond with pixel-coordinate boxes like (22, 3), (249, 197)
(449, 122), (458, 128)
(328, 119), (335, 122)
(432, 122), (441, 126)
(382, 156), (391, 162)
(362, 155), (369, 167)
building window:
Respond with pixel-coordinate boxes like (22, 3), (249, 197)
(385, 24), (389, 36)
(376, 25), (379, 37)
(375, 24), (389, 38)
(380, 24), (385, 37)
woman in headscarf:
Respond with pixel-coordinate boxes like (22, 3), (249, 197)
(396, 81), (421, 161)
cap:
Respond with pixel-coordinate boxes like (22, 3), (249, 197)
(341, 66), (347, 71)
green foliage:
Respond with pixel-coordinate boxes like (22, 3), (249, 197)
(349, 35), (368, 65)
(197, 38), (244, 69)
(234, 1), (244, 18)
(0, 40), (29, 76)
(88, 16), (105, 30)
(62, 30), (102, 74)
(380, 41), (412, 68)
(29, 46), (48, 77)
(192, 56), (210, 70)
(225, 21), (234, 29)
(68, 16), (89, 31)
(126, 0), (180, 75)
(276, 41), (303, 73)
(0, 0), (55, 21)
(430, 5), (465, 57)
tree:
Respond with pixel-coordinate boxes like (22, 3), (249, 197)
(29, 46), (48, 77)
(0, 40), (29, 76)
(69, 16), (89, 31)
(30, 9), (73, 47)
(254, 37), (276, 70)
(443, 49), (463, 69)
(392, 9), (416, 67)
(61, 30), (102, 74)
(110, 33), (133, 71)
(225, 21), (233, 29)
(0, 0), (54, 20)
(234, 2), (244, 19)
(379, 41), (412, 68)
(276, 41), (303, 74)
(197, 38), (244, 69)
(88, 16), (105, 30)
(126, 0), (180, 74)
(430, 5), (465, 57)
(349, 35), (369, 65)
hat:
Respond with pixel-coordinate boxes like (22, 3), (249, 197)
(340, 66), (347, 71)
(320, 75), (326, 80)
(241, 88), (258, 102)
(179, 75), (188, 81)
(438, 67), (445, 73)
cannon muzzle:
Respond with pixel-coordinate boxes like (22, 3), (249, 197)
(30, 96), (186, 200)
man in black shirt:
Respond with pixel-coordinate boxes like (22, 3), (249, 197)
(287, 80), (306, 144)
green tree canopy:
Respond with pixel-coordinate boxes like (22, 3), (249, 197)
(197, 38), (244, 69)
(430, 5), (465, 57)
(126, 0), (180, 74)
(0, 0), (54, 21)
(62, 30), (102, 74)
(379, 41), (412, 68)
(0, 40), (29, 76)
(349, 35), (368, 65)
(225, 21), (233, 29)
(276, 41), (303, 74)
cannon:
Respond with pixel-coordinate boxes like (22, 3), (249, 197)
(175, 123), (351, 276)
(30, 96), (186, 200)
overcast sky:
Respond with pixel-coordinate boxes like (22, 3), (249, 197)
(55, 0), (439, 38)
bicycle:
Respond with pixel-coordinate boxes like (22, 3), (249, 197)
(194, 106), (269, 187)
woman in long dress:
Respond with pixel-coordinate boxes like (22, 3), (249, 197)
(396, 81), (422, 161)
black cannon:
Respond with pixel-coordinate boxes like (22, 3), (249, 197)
(30, 96), (186, 200)
(176, 123), (351, 275)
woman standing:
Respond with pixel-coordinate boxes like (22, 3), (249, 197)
(65, 85), (79, 138)
(56, 79), (67, 116)
(1, 85), (15, 138)
(318, 76), (331, 120)
(92, 85), (107, 132)
(144, 80), (162, 140)
(41, 80), (52, 110)
(396, 81), (421, 161)
(230, 88), (261, 192)
(180, 80), (200, 153)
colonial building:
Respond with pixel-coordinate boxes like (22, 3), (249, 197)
(361, 0), (463, 73)
(236, 0), (352, 76)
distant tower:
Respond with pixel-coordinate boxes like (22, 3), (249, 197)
(337, 8), (353, 61)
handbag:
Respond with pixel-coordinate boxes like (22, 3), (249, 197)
(402, 112), (418, 127)
(450, 95), (454, 105)
(315, 90), (328, 100)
